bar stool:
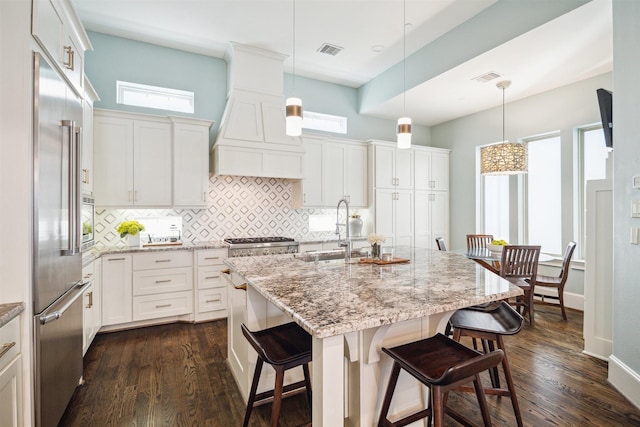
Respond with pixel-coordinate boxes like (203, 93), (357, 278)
(448, 301), (524, 427)
(378, 333), (504, 427)
(241, 322), (312, 427)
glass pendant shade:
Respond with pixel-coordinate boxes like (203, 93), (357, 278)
(397, 117), (412, 149)
(480, 142), (527, 175)
(285, 97), (303, 136)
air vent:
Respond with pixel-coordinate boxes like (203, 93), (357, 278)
(317, 43), (343, 56)
(472, 71), (502, 83)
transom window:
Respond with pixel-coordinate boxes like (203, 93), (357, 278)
(302, 111), (347, 134)
(116, 80), (195, 114)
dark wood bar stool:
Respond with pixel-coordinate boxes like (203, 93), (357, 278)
(241, 322), (312, 427)
(448, 302), (524, 427)
(378, 333), (504, 427)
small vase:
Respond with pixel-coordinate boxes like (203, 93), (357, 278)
(349, 216), (363, 237)
(371, 243), (381, 259)
(127, 234), (141, 247)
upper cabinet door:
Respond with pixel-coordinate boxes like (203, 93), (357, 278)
(430, 151), (449, 192)
(395, 149), (414, 189)
(173, 122), (210, 208)
(93, 116), (134, 207)
(374, 145), (396, 188)
(32, 0), (64, 66)
(345, 145), (367, 207)
(414, 150), (431, 191)
(323, 143), (346, 205)
(133, 121), (172, 207)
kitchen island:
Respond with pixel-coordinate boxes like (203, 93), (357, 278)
(223, 246), (523, 427)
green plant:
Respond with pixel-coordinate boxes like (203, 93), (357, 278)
(117, 220), (145, 237)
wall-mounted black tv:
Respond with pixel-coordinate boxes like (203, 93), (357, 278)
(597, 88), (613, 148)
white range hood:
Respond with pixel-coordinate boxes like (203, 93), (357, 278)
(211, 43), (304, 180)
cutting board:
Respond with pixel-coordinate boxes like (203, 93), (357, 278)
(358, 257), (410, 265)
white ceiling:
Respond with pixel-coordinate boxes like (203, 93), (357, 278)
(71, 0), (612, 127)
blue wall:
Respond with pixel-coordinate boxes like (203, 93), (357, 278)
(85, 31), (430, 145)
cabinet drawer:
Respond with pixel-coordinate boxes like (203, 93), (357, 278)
(82, 261), (95, 283)
(133, 267), (193, 296)
(133, 251), (192, 270)
(0, 317), (20, 368)
(133, 291), (193, 321)
(197, 266), (226, 290)
(196, 249), (227, 266)
(198, 287), (227, 314)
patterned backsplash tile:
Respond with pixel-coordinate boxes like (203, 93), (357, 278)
(95, 175), (364, 246)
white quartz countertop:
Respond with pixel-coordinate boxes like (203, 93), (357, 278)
(223, 247), (524, 339)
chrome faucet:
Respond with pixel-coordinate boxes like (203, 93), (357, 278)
(336, 198), (352, 262)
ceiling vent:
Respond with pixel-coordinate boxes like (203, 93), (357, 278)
(472, 71), (502, 83)
(317, 43), (343, 56)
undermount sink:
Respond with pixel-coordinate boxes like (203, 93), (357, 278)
(295, 248), (367, 262)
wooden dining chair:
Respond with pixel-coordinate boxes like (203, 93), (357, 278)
(527, 241), (576, 320)
(500, 245), (541, 326)
(466, 234), (494, 250)
(435, 237), (447, 251)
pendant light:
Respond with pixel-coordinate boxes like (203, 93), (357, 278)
(285, 0), (303, 136)
(397, 0), (411, 149)
(480, 80), (527, 175)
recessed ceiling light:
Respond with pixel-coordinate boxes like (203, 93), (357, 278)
(371, 45), (385, 52)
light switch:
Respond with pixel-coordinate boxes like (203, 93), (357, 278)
(631, 227), (640, 245)
(632, 200), (640, 218)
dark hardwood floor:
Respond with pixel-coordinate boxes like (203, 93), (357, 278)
(59, 305), (640, 426)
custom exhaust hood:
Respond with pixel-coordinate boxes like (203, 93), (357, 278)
(211, 43), (304, 180)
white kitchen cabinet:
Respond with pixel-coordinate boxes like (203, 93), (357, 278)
(82, 258), (102, 355)
(31, 0), (91, 96)
(0, 316), (22, 427)
(414, 148), (449, 192)
(101, 254), (133, 326)
(415, 190), (449, 250)
(195, 249), (228, 322)
(81, 78), (99, 196)
(292, 135), (367, 208)
(171, 117), (213, 208)
(94, 110), (172, 207)
(132, 251), (193, 322)
(370, 142), (413, 190)
(374, 188), (413, 248)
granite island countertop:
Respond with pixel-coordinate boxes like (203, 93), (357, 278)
(224, 246), (523, 339)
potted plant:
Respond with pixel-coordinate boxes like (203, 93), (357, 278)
(368, 233), (386, 259)
(117, 220), (145, 247)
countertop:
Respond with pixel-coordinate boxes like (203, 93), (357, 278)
(0, 302), (24, 328)
(223, 247), (523, 339)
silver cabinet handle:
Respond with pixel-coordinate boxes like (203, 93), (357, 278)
(0, 342), (15, 360)
(155, 304), (171, 308)
(108, 257), (126, 261)
(155, 279), (171, 284)
(155, 259), (171, 263)
(204, 257), (219, 260)
(206, 297), (221, 303)
(63, 45), (74, 70)
(205, 275), (220, 279)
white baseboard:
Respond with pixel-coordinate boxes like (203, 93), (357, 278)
(608, 355), (640, 410)
(534, 289), (584, 311)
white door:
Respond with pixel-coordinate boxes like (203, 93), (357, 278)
(101, 255), (133, 326)
(323, 143), (346, 204)
(133, 120), (172, 206)
(395, 189), (414, 247)
(173, 122), (209, 208)
(301, 139), (324, 206)
(395, 149), (414, 189)
(374, 145), (396, 188)
(414, 150), (431, 191)
(431, 192), (449, 248)
(374, 188), (395, 246)
(414, 191), (431, 248)
(345, 145), (367, 207)
(93, 116), (134, 206)
(431, 152), (450, 191)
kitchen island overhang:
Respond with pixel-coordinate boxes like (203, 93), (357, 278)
(223, 247), (523, 426)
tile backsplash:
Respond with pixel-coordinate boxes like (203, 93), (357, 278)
(95, 175), (366, 246)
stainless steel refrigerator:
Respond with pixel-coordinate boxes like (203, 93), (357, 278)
(32, 52), (89, 427)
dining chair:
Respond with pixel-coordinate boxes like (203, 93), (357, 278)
(466, 234), (494, 250)
(527, 241), (577, 321)
(500, 245), (541, 326)
(435, 237), (447, 251)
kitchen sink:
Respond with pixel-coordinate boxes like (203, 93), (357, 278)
(295, 248), (367, 262)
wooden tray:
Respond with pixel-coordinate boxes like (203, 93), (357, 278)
(142, 241), (183, 247)
(358, 257), (410, 265)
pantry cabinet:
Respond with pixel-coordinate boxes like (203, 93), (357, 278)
(414, 148), (449, 192)
(292, 135), (367, 208)
(374, 188), (413, 247)
(370, 142), (413, 190)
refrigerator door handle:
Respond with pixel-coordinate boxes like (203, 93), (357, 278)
(38, 282), (88, 325)
(61, 120), (82, 255)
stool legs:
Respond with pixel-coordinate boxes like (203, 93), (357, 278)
(377, 363), (401, 427)
(243, 358), (264, 427)
(272, 368), (285, 427)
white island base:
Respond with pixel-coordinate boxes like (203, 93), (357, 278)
(231, 285), (453, 427)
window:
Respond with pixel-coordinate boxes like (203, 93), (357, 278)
(523, 134), (562, 254)
(116, 81), (195, 114)
(575, 125), (609, 258)
(483, 174), (510, 241)
(302, 111), (347, 134)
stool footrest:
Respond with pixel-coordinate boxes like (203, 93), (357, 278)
(252, 379), (309, 407)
